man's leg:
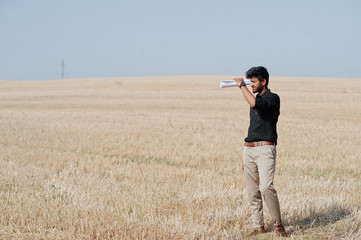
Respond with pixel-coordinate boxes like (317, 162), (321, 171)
(243, 146), (264, 228)
(256, 145), (282, 226)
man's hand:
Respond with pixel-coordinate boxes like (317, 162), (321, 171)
(233, 78), (244, 88)
(233, 77), (256, 107)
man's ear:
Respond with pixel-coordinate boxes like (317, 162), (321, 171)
(261, 79), (267, 86)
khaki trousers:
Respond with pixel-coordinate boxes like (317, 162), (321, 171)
(243, 145), (282, 228)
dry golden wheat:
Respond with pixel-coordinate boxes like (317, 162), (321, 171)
(0, 76), (360, 239)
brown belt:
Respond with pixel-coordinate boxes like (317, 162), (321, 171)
(245, 141), (276, 147)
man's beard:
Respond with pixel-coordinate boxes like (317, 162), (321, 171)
(252, 86), (262, 94)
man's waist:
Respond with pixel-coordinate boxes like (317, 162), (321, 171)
(245, 141), (276, 147)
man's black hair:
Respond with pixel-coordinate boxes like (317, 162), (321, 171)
(246, 66), (269, 88)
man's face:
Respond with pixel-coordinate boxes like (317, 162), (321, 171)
(250, 77), (263, 93)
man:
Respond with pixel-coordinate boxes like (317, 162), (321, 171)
(233, 66), (287, 237)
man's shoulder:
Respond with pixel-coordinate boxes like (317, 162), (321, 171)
(264, 89), (279, 99)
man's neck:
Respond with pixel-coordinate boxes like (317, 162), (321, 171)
(259, 87), (268, 96)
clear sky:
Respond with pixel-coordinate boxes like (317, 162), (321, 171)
(1, 0), (360, 80)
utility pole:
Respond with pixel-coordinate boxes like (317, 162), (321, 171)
(61, 59), (65, 79)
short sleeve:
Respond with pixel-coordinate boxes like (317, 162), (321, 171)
(254, 92), (280, 110)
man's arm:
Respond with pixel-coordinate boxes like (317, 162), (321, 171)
(233, 78), (256, 107)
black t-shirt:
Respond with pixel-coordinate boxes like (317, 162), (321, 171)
(244, 89), (280, 144)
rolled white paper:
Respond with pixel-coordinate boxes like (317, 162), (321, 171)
(220, 79), (251, 88)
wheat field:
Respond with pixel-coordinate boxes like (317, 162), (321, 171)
(0, 76), (360, 239)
